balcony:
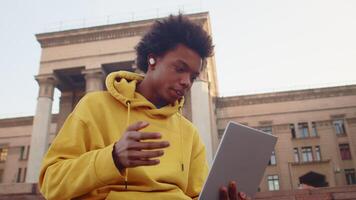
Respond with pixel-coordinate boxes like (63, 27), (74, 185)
(291, 159), (330, 166)
(292, 135), (320, 140)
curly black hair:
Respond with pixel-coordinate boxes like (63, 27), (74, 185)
(135, 14), (214, 73)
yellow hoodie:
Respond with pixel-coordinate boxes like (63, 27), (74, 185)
(39, 71), (208, 200)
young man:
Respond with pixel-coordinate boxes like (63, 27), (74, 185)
(39, 14), (246, 200)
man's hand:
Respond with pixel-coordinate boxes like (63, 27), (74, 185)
(219, 181), (250, 200)
(112, 121), (170, 173)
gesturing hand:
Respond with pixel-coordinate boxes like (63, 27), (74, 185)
(219, 181), (250, 200)
(112, 121), (170, 173)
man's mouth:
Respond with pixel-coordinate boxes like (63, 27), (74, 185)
(172, 89), (185, 97)
(176, 90), (184, 97)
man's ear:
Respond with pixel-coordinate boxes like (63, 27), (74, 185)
(147, 54), (156, 71)
(148, 57), (156, 65)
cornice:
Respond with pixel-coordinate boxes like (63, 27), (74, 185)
(217, 105), (356, 121)
(0, 114), (58, 128)
(217, 85), (356, 108)
(36, 12), (209, 48)
(37, 27), (148, 48)
(0, 116), (34, 127)
(218, 118), (356, 131)
(40, 50), (135, 64)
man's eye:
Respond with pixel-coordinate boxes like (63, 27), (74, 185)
(175, 66), (185, 73)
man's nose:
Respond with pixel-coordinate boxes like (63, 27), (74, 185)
(180, 74), (191, 88)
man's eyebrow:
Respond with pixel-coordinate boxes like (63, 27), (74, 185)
(175, 59), (189, 68)
(175, 59), (200, 76)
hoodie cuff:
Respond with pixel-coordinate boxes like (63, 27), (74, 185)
(94, 143), (125, 185)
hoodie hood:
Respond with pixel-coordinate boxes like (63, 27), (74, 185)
(105, 71), (184, 118)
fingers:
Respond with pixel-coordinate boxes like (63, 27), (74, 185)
(238, 192), (248, 200)
(116, 149), (164, 168)
(128, 140), (170, 150)
(127, 131), (162, 141)
(228, 181), (238, 200)
(114, 121), (171, 170)
(219, 186), (228, 200)
(219, 181), (249, 200)
(127, 150), (164, 159)
(126, 121), (149, 132)
(122, 158), (160, 168)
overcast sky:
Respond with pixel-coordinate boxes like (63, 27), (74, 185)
(1, 0), (355, 118)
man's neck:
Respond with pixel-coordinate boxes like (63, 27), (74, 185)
(136, 78), (167, 108)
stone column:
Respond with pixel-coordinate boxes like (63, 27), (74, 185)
(191, 79), (214, 165)
(26, 74), (56, 183)
(56, 91), (74, 133)
(83, 69), (104, 93)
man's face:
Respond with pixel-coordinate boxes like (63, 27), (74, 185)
(147, 44), (202, 105)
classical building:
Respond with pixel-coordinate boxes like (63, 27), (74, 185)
(25, 11), (219, 183)
(0, 11), (356, 199)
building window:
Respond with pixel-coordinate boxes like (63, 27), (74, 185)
(294, 148), (300, 162)
(218, 129), (225, 139)
(298, 122), (309, 138)
(20, 146), (25, 160)
(269, 151), (276, 165)
(311, 122), (318, 137)
(17, 168), (22, 183)
(333, 119), (346, 135)
(315, 146), (321, 161)
(267, 175), (280, 191)
(0, 148), (8, 162)
(23, 167), (27, 183)
(26, 145), (30, 159)
(19, 145), (30, 160)
(345, 169), (356, 185)
(289, 124), (296, 138)
(16, 167), (26, 183)
(259, 126), (272, 135)
(339, 144), (352, 160)
(301, 147), (313, 162)
(290, 124), (296, 138)
(0, 169), (3, 183)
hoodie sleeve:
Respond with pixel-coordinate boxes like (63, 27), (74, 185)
(186, 129), (209, 199)
(39, 112), (123, 200)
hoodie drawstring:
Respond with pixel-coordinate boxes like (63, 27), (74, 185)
(178, 107), (184, 172)
(125, 101), (131, 190)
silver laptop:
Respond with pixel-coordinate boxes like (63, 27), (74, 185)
(199, 121), (278, 199)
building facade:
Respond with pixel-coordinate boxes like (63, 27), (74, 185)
(0, 116), (57, 185)
(217, 85), (356, 191)
(0, 12), (356, 199)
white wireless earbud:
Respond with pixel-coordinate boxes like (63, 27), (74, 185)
(149, 58), (156, 65)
